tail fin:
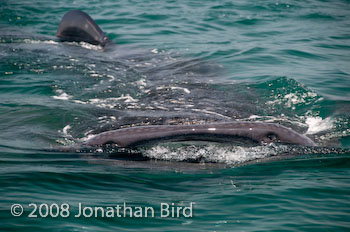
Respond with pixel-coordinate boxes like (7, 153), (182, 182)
(56, 10), (110, 46)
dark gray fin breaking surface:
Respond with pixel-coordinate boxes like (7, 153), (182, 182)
(56, 10), (110, 46)
(85, 122), (316, 148)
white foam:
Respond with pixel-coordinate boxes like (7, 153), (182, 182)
(23, 39), (58, 45)
(78, 42), (103, 51)
(170, 86), (191, 94)
(81, 133), (96, 142)
(151, 48), (158, 54)
(305, 116), (334, 134)
(156, 85), (190, 94)
(56, 125), (74, 145)
(53, 89), (72, 100)
(62, 125), (71, 136)
(284, 93), (305, 106)
(142, 143), (285, 165)
(73, 100), (88, 104)
(113, 94), (138, 103)
(106, 74), (115, 82)
(88, 94), (138, 108)
(136, 78), (147, 90)
(266, 91), (320, 109)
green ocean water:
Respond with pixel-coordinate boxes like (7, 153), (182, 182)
(1, 0), (350, 231)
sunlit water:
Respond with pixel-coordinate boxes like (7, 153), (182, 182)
(1, 0), (350, 231)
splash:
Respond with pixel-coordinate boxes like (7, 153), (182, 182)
(305, 116), (334, 134)
(53, 89), (72, 100)
(140, 143), (289, 165)
(23, 39), (59, 45)
(56, 125), (74, 146)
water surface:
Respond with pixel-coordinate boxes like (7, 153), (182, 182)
(0, 0), (350, 231)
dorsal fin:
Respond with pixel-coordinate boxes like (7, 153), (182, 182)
(56, 10), (109, 46)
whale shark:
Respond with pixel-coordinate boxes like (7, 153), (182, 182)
(56, 10), (316, 149)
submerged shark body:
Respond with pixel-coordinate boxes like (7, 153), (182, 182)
(56, 11), (316, 149)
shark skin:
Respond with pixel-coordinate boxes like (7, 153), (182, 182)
(85, 122), (316, 148)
